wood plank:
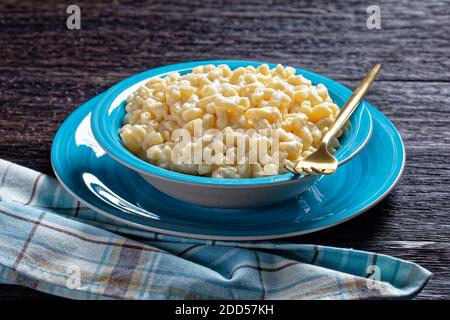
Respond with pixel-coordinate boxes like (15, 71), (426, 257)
(1, 0), (450, 82)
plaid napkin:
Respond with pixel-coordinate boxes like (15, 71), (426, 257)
(0, 159), (431, 299)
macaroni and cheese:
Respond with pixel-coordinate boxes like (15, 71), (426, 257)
(120, 64), (346, 178)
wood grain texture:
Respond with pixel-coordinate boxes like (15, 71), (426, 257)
(0, 0), (449, 300)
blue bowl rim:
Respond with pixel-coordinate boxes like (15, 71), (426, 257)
(91, 60), (373, 186)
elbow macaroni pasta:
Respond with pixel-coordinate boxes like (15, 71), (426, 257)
(120, 64), (347, 178)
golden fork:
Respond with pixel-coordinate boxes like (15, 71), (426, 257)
(287, 64), (381, 175)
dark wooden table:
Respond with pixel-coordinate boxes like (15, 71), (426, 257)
(0, 0), (449, 300)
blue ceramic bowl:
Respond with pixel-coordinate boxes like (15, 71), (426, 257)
(91, 60), (373, 208)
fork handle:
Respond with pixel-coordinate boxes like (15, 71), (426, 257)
(322, 64), (381, 145)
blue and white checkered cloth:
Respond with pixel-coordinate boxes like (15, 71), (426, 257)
(0, 159), (431, 299)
